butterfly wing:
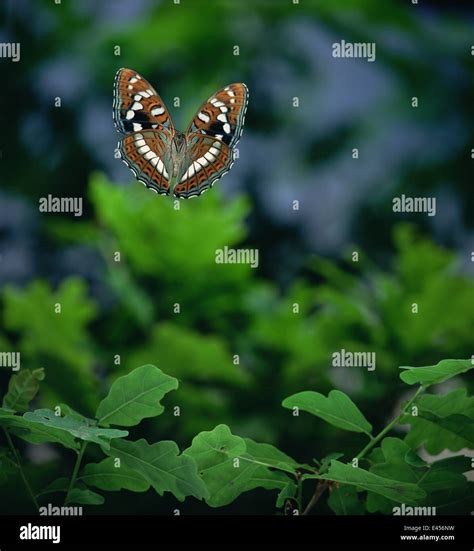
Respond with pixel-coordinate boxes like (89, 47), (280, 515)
(113, 68), (174, 134)
(173, 134), (233, 198)
(186, 83), (248, 148)
(174, 83), (248, 198)
(118, 129), (173, 195)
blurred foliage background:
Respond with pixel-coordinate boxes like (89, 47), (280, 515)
(0, 0), (473, 514)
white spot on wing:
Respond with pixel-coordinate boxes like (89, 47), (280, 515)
(198, 112), (210, 123)
(126, 110), (134, 120)
(151, 106), (165, 116)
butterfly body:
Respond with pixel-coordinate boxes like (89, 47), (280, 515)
(113, 68), (248, 198)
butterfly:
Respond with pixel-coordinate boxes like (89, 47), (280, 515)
(113, 68), (248, 199)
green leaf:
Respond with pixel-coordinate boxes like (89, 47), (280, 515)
(404, 449), (428, 468)
(328, 485), (365, 515)
(401, 389), (474, 453)
(184, 425), (292, 507)
(416, 457), (472, 513)
(282, 390), (372, 435)
(319, 452), (344, 474)
(399, 359), (472, 387)
(96, 364), (178, 427)
(243, 438), (301, 475)
(366, 438), (472, 514)
(0, 409), (79, 451)
(36, 478), (69, 497)
(369, 439), (421, 485)
(57, 404), (95, 423)
(411, 412), (474, 451)
(319, 460), (426, 503)
(23, 409), (128, 450)
(276, 481), (297, 508)
(2, 368), (45, 413)
(184, 424), (246, 466)
(366, 438), (424, 513)
(104, 438), (208, 502)
(80, 458), (150, 493)
(66, 488), (104, 505)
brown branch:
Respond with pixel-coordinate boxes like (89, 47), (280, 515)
(302, 480), (329, 515)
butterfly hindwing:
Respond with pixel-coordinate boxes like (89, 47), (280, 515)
(118, 129), (173, 195)
(186, 83), (248, 148)
(173, 134), (233, 199)
(113, 68), (174, 134)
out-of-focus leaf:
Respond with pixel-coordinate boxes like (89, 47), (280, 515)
(127, 323), (250, 386)
(2, 368), (45, 412)
(3, 279), (99, 413)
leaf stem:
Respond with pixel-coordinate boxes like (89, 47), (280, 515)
(64, 441), (88, 505)
(356, 386), (424, 461)
(2, 427), (39, 510)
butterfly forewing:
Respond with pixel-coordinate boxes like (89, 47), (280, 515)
(113, 68), (174, 134)
(186, 83), (248, 148)
(118, 129), (173, 195)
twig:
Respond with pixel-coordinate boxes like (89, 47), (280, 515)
(302, 480), (329, 515)
(2, 427), (39, 509)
